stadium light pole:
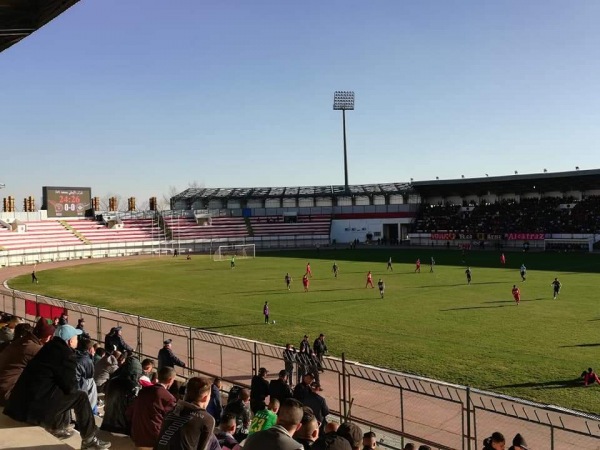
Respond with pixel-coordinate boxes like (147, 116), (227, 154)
(333, 91), (355, 193)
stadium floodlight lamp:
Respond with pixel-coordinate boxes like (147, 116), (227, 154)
(333, 91), (355, 192)
(543, 168), (548, 173)
(0, 183), (5, 189)
(514, 171), (518, 175)
(333, 91), (355, 110)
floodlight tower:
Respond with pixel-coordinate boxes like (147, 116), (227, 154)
(333, 91), (355, 193)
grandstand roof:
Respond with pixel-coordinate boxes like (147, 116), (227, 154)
(0, 0), (80, 53)
(411, 169), (600, 197)
(173, 182), (413, 201)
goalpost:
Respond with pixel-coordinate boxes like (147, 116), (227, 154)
(213, 244), (256, 261)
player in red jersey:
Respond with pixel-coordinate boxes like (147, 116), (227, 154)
(415, 258), (421, 273)
(512, 285), (521, 305)
(306, 262), (312, 278)
(365, 271), (374, 288)
(302, 274), (310, 292)
(500, 253), (506, 266)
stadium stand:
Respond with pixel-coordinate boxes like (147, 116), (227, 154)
(65, 218), (165, 243)
(249, 215), (331, 237)
(0, 220), (83, 251)
(163, 216), (249, 240)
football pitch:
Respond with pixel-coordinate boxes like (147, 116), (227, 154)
(8, 248), (600, 414)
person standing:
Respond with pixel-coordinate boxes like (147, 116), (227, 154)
(415, 258), (421, 273)
(263, 302), (270, 324)
(155, 377), (215, 450)
(500, 253), (506, 266)
(285, 273), (292, 290)
(551, 277), (562, 299)
(158, 339), (186, 370)
(302, 274), (310, 292)
(127, 366), (177, 449)
(104, 326), (133, 353)
(250, 367), (270, 414)
(270, 370), (293, 402)
(332, 262), (339, 278)
(283, 344), (296, 385)
(365, 271), (374, 288)
(378, 279), (385, 298)
(512, 285), (521, 305)
(430, 257), (435, 273)
(387, 257), (393, 271)
(306, 262), (312, 278)
(298, 336), (311, 384)
(313, 334), (327, 372)
(465, 267), (472, 285)
(206, 377), (223, 424)
(301, 382), (330, 433)
(231, 255), (236, 269)
(31, 264), (39, 284)
(520, 264), (527, 281)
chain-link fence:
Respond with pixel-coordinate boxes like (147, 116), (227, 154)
(4, 288), (600, 450)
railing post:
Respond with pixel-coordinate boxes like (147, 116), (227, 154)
(342, 352), (347, 420)
(137, 315), (142, 358)
(11, 289), (16, 315)
(188, 326), (194, 373)
(253, 342), (258, 376)
(466, 386), (472, 450)
(550, 426), (554, 450)
(399, 386), (405, 448)
(220, 345), (223, 378)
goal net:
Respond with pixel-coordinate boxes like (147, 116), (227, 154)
(213, 244), (256, 261)
(544, 238), (593, 252)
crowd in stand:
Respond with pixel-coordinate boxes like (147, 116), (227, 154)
(0, 312), (545, 449)
(415, 196), (600, 234)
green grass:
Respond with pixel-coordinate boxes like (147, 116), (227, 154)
(8, 248), (600, 413)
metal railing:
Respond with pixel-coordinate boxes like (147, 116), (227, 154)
(3, 288), (600, 450)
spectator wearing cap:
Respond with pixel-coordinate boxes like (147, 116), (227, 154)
(243, 398), (305, 450)
(250, 367), (270, 413)
(0, 317), (54, 405)
(509, 433), (528, 450)
(4, 324), (110, 449)
(293, 371), (315, 402)
(104, 325), (133, 353)
(362, 431), (377, 449)
(270, 369), (294, 403)
(302, 381), (329, 434)
(126, 366), (177, 449)
(76, 318), (90, 339)
(0, 316), (22, 344)
(94, 348), (119, 393)
(206, 377), (223, 423)
(158, 338), (186, 370)
(294, 406), (320, 449)
(249, 398), (280, 435)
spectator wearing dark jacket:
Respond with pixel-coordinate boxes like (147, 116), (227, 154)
(104, 326), (133, 353)
(206, 377), (223, 423)
(157, 339), (186, 370)
(509, 433), (528, 450)
(0, 318), (54, 405)
(4, 324), (110, 449)
(270, 369), (294, 403)
(302, 382), (329, 432)
(283, 343), (296, 385)
(126, 366), (177, 449)
(313, 334), (328, 371)
(224, 388), (251, 441)
(293, 372), (315, 402)
(250, 367), (270, 413)
(75, 338), (98, 414)
(76, 318), (91, 339)
(101, 355), (142, 435)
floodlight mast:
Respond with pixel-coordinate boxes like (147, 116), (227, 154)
(333, 91), (354, 193)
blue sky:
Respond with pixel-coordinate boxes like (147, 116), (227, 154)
(2, 0), (600, 207)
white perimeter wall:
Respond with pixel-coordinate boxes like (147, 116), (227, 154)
(330, 218), (412, 243)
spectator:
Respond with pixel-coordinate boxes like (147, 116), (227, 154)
(141, 358), (157, 385)
(94, 349), (119, 393)
(155, 376), (215, 450)
(158, 338), (186, 370)
(250, 367), (270, 413)
(302, 382), (329, 433)
(337, 422), (364, 450)
(294, 372), (315, 402)
(294, 406), (320, 450)
(283, 343), (297, 385)
(313, 334), (328, 372)
(206, 377), (223, 424)
(76, 318), (91, 339)
(101, 354), (142, 435)
(581, 368), (600, 386)
(4, 324), (110, 449)
(214, 412), (241, 450)
(127, 366), (177, 449)
(249, 398), (280, 435)
(243, 398), (305, 450)
(104, 326), (133, 353)
(59, 312), (69, 326)
(0, 317), (54, 405)
(0, 323), (32, 353)
(223, 388), (251, 441)
(483, 432), (506, 450)
(362, 431), (377, 449)
(403, 444), (415, 450)
(93, 346), (104, 364)
(75, 337), (98, 416)
(418, 446), (431, 450)
(270, 369), (294, 403)
(324, 422), (339, 434)
(0, 316), (22, 344)
(509, 433), (528, 450)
